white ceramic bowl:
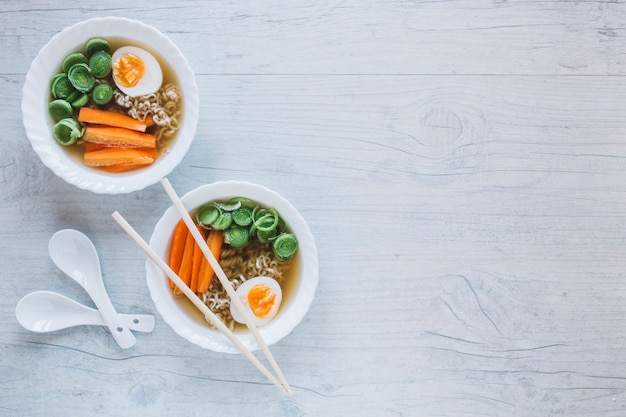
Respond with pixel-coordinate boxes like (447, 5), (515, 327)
(146, 181), (319, 353)
(21, 17), (199, 194)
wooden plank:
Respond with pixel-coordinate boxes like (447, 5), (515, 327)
(1, 0), (625, 75)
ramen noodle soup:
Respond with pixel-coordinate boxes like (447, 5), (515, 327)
(47, 36), (183, 172)
(167, 197), (301, 331)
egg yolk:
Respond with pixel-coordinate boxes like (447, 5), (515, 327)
(113, 53), (145, 88)
(247, 284), (276, 318)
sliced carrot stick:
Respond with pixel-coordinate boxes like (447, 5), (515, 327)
(83, 147), (157, 167)
(197, 229), (224, 293)
(84, 142), (108, 152)
(84, 142), (157, 154)
(99, 163), (152, 173)
(174, 230), (196, 295)
(168, 220), (187, 288)
(190, 226), (207, 293)
(84, 144), (157, 171)
(144, 114), (155, 127)
(83, 126), (157, 148)
(78, 107), (148, 132)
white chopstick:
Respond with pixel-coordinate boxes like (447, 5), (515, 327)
(111, 211), (290, 395)
(159, 177), (293, 394)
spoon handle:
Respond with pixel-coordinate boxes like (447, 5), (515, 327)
(121, 314), (156, 332)
(88, 283), (137, 348)
(103, 313), (153, 332)
(45, 310), (155, 332)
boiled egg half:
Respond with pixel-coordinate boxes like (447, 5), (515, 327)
(111, 46), (163, 97)
(230, 276), (283, 327)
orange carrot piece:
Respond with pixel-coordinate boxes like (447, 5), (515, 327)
(190, 226), (207, 293)
(85, 142), (158, 153)
(83, 147), (156, 167)
(83, 126), (157, 148)
(78, 107), (148, 132)
(144, 114), (155, 127)
(174, 230), (196, 295)
(99, 163), (151, 173)
(197, 229), (224, 293)
(168, 220), (187, 288)
(84, 144), (157, 171)
(84, 142), (108, 152)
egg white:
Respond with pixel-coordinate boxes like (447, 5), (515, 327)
(230, 276), (283, 327)
(111, 46), (163, 97)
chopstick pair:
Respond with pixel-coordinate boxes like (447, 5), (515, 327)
(112, 177), (292, 395)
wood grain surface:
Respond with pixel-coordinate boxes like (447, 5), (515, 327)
(1, 1), (626, 416)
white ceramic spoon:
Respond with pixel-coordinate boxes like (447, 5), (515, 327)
(16, 291), (155, 333)
(48, 229), (137, 349)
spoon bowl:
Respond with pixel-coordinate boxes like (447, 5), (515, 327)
(48, 229), (137, 348)
(16, 291), (155, 333)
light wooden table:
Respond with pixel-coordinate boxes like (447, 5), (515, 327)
(2, 1), (626, 415)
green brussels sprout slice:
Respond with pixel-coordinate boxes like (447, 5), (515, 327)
(89, 50), (112, 78)
(67, 63), (95, 93)
(272, 233), (298, 261)
(70, 93), (89, 108)
(48, 99), (73, 122)
(61, 52), (88, 73)
(85, 37), (111, 57)
(91, 83), (114, 105)
(224, 226), (250, 248)
(51, 74), (76, 100)
(52, 118), (84, 146)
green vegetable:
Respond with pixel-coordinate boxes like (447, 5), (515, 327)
(211, 211), (232, 230)
(50, 73), (65, 89)
(196, 198), (298, 261)
(228, 197), (257, 209)
(67, 63), (95, 93)
(65, 90), (80, 103)
(48, 99), (73, 122)
(252, 208), (279, 232)
(85, 38), (110, 57)
(196, 203), (221, 227)
(47, 37), (120, 152)
(223, 225), (250, 248)
(232, 206), (253, 226)
(257, 228), (278, 244)
(272, 233), (298, 261)
(70, 93), (89, 108)
(89, 50), (112, 78)
(52, 118), (84, 146)
(213, 200), (241, 211)
(91, 83), (113, 105)
(51, 74), (76, 99)
(61, 52), (87, 73)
